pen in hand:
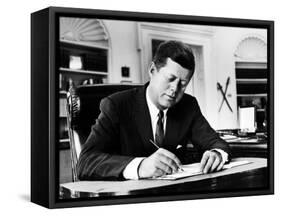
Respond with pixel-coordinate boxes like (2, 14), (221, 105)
(149, 139), (160, 149)
(149, 139), (184, 172)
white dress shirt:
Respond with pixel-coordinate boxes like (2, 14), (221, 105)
(123, 89), (228, 180)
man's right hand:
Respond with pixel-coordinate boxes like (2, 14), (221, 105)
(138, 148), (182, 179)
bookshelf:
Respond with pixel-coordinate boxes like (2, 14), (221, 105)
(235, 61), (267, 132)
(59, 40), (109, 150)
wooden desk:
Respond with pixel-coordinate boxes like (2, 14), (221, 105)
(60, 157), (268, 199)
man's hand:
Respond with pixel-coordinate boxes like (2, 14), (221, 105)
(200, 150), (224, 174)
(138, 148), (182, 179)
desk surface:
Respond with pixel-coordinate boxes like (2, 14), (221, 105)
(60, 157), (268, 199)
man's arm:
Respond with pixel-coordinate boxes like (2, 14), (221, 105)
(190, 97), (231, 173)
(77, 97), (134, 180)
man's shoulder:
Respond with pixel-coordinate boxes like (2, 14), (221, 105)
(105, 85), (144, 106)
(180, 93), (197, 104)
(171, 94), (199, 113)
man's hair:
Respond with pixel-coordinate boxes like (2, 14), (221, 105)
(152, 40), (195, 74)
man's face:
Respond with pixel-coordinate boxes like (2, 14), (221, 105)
(148, 58), (193, 110)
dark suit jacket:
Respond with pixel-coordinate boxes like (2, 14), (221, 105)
(77, 84), (231, 180)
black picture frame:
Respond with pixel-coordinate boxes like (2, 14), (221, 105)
(31, 6), (274, 208)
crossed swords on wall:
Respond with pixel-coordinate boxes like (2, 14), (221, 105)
(217, 76), (233, 113)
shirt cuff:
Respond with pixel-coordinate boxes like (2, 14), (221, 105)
(211, 149), (229, 164)
(123, 157), (145, 180)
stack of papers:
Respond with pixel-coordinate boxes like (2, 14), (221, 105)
(154, 160), (251, 180)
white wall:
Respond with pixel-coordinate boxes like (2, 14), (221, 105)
(103, 20), (142, 83)
(212, 27), (267, 129)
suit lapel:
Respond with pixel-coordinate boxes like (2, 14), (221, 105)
(133, 84), (154, 152)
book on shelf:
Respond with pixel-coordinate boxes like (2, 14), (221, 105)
(59, 98), (67, 117)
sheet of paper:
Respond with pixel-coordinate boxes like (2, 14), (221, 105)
(154, 160), (251, 180)
(239, 107), (256, 132)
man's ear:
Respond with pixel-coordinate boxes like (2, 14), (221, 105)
(148, 62), (157, 78)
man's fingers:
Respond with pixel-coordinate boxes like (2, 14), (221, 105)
(158, 148), (182, 167)
(203, 156), (214, 173)
(157, 152), (179, 173)
(156, 148), (182, 172)
(154, 168), (165, 177)
(159, 156), (178, 173)
(202, 152), (218, 173)
(201, 151), (223, 173)
(210, 156), (221, 172)
(154, 159), (173, 174)
(216, 160), (225, 171)
(138, 148), (183, 178)
(200, 151), (210, 172)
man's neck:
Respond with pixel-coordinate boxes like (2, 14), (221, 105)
(146, 85), (167, 112)
(147, 85), (158, 110)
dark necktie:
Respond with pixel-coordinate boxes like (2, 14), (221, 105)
(155, 110), (164, 146)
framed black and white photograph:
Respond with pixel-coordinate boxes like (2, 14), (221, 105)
(31, 6), (274, 208)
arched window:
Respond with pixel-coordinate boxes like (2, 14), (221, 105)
(234, 36), (267, 61)
(60, 17), (109, 47)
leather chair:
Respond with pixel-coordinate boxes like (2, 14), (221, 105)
(66, 84), (142, 181)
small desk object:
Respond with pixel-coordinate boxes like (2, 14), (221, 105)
(60, 157), (267, 199)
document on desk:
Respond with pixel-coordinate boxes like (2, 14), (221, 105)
(154, 160), (252, 180)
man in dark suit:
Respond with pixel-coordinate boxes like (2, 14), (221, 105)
(77, 40), (231, 180)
